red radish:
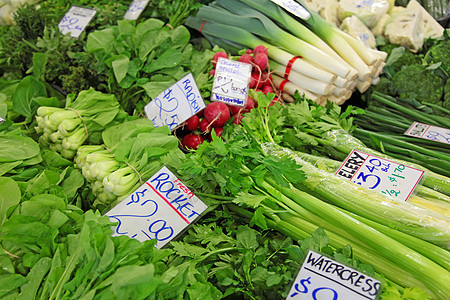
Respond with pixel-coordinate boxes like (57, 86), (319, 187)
(233, 113), (244, 125)
(210, 127), (223, 139)
(268, 97), (282, 107)
(245, 49), (253, 54)
(228, 104), (242, 115)
(238, 54), (254, 65)
(261, 72), (273, 87)
(243, 97), (256, 112)
(185, 115), (199, 131)
(253, 53), (268, 71)
(197, 109), (204, 118)
(253, 45), (268, 56)
(200, 118), (210, 133)
(250, 72), (264, 89)
(262, 85), (273, 95)
(212, 51), (228, 67)
(209, 69), (215, 77)
(204, 102), (231, 128)
(182, 134), (204, 150)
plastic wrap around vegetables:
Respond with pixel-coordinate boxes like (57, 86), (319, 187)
(34, 88), (126, 159)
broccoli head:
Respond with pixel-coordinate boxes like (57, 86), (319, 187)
(389, 64), (445, 105)
(380, 44), (422, 74)
(425, 38), (450, 76)
(444, 78), (450, 110)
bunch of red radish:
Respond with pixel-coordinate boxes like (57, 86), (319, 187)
(180, 45), (280, 150)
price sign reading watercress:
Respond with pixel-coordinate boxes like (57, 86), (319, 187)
(270, 0), (311, 20)
(287, 250), (381, 300)
(58, 6), (97, 38)
(145, 73), (205, 131)
(105, 166), (207, 248)
(124, 0), (149, 20)
(336, 150), (424, 201)
(404, 121), (450, 145)
(212, 57), (252, 107)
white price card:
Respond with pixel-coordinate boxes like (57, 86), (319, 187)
(145, 73), (205, 131)
(270, 0), (311, 20)
(404, 121), (450, 145)
(211, 57), (252, 107)
(287, 250), (381, 300)
(58, 6), (96, 38)
(124, 0), (149, 20)
(105, 166), (207, 248)
(336, 150), (424, 201)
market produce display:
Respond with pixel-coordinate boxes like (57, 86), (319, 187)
(0, 0), (449, 299)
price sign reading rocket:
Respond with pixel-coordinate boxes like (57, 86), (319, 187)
(287, 250), (381, 300)
(105, 166), (207, 248)
(58, 6), (96, 38)
(336, 150), (424, 201)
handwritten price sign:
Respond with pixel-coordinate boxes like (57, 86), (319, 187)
(287, 250), (381, 300)
(270, 0), (311, 20)
(336, 150), (424, 201)
(58, 6), (96, 38)
(405, 121), (450, 145)
(124, 0), (149, 20)
(145, 73), (205, 131)
(212, 57), (252, 107)
(105, 166), (207, 248)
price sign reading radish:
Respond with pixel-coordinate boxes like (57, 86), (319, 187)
(105, 166), (207, 248)
(212, 57), (252, 107)
(404, 121), (450, 145)
(145, 73), (205, 131)
(287, 250), (381, 300)
(336, 150), (424, 201)
(58, 6), (96, 38)
(124, 0), (149, 20)
(270, 0), (311, 20)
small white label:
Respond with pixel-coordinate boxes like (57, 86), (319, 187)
(336, 150), (424, 201)
(105, 166), (207, 248)
(58, 6), (97, 38)
(0, 116), (5, 124)
(212, 57), (252, 107)
(287, 250), (381, 300)
(405, 121), (450, 144)
(270, 0), (311, 20)
(145, 73), (205, 131)
(124, 0), (149, 20)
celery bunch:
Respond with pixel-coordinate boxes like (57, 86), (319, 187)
(35, 88), (126, 159)
(74, 118), (185, 211)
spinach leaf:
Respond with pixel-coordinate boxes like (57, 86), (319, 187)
(0, 177), (21, 225)
(12, 76), (47, 119)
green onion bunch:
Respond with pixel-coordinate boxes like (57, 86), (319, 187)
(74, 118), (185, 211)
(35, 88), (126, 159)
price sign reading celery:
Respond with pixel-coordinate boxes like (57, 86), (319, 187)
(336, 150), (424, 201)
(124, 0), (149, 20)
(105, 166), (207, 248)
(287, 250), (381, 300)
(58, 6), (96, 38)
(145, 73), (205, 131)
(270, 0), (311, 20)
(212, 57), (252, 107)
(404, 121), (450, 144)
